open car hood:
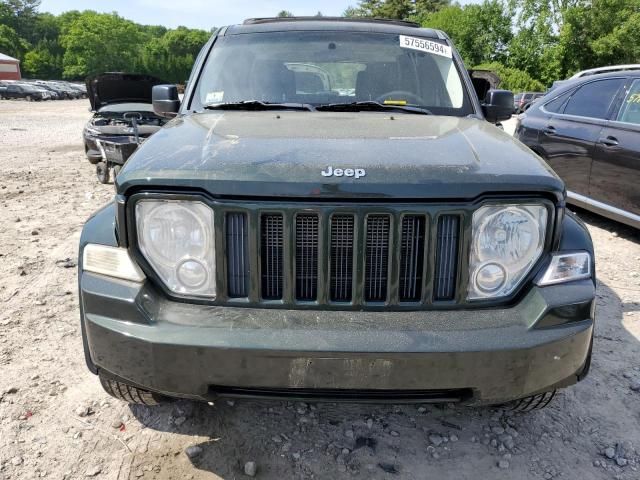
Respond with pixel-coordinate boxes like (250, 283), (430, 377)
(86, 73), (165, 111)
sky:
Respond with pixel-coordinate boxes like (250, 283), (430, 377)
(39, 0), (478, 30)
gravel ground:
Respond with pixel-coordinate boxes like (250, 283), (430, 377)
(1, 100), (639, 480)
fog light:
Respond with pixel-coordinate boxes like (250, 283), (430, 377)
(176, 259), (208, 289)
(474, 262), (507, 293)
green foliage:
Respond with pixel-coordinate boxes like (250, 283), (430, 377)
(277, 10), (294, 17)
(141, 27), (210, 83)
(0, 23), (29, 58)
(59, 11), (146, 79)
(420, 1), (512, 66)
(475, 62), (545, 92)
(22, 40), (61, 77)
(0, 1), (210, 81)
(345, 0), (450, 19)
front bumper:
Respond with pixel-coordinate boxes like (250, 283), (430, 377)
(80, 270), (594, 405)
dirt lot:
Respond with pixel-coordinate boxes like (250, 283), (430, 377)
(1, 100), (639, 480)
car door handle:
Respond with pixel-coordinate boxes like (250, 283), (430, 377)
(543, 126), (556, 135)
(598, 136), (619, 147)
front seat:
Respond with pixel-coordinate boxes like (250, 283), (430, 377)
(252, 60), (296, 102)
(356, 63), (398, 102)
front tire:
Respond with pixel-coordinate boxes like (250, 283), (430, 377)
(99, 374), (165, 406)
(504, 390), (556, 412)
(96, 162), (110, 184)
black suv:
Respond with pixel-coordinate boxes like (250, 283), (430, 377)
(1, 82), (51, 101)
(78, 18), (595, 409)
(516, 71), (640, 229)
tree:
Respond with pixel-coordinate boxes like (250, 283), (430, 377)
(0, 24), (29, 58)
(344, 0), (450, 19)
(141, 27), (209, 83)
(277, 10), (293, 17)
(421, 1), (512, 66)
(60, 11), (146, 78)
(22, 41), (62, 77)
(474, 61), (545, 91)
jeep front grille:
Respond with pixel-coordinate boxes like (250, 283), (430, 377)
(261, 214), (284, 300)
(220, 203), (464, 308)
(399, 215), (426, 301)
(434, 215), (459, 301)
(295, 214), (319, 301)
(226, 212), (249, 298)
(365, 215), (390, 302)
(330, 215), (355, 302)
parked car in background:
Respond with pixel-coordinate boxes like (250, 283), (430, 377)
(514, 92), (544, 113)
(66, 82), (88, 98)
(33, 81), (71, 99)
(45, 81), (82, 99)
(83, 72), (167, 183)
(28, 82), (61, 100)
(0, 82), (51, 101)
(515, 71), (640, 229)
(550, 64), (640, 91)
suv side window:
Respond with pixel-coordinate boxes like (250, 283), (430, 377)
(616, 79), (640, 125)
(544, 91), (571, 113)
(563, 79), (624, 119)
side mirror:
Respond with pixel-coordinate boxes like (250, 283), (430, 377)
(482, 89), (514, 123)
(152, 84), (180, 118)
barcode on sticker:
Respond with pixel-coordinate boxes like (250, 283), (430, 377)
(399, 35), (452, 58)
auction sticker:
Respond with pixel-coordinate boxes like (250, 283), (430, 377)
(399, 35), (452, 58)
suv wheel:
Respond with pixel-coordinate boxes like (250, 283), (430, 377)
(96, 162), (110, 184)
(25, 95), (33, 102)
(99, 374), (165, 405)
(505, 390), (556, 412)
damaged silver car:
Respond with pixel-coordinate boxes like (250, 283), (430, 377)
(83, 73), (167, 184)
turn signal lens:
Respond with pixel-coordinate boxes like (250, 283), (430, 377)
(82, 244), (145, 282)
(537, 252), (591, 286)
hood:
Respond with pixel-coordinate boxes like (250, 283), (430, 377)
(118, 111), (564, 201)
(86, 73), (165, 111)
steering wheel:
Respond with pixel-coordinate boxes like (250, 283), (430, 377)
(375, 90), (424, 106)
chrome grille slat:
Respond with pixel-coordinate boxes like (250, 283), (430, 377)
(365, 215), (390, 302)
(434, 215), (459, 301)
(295, 214), (319, 301)
(226, 212), (249, 297)
(330, 215), (354, 302)
(261, 214), (284, 299)
(399, 215), (425, 301)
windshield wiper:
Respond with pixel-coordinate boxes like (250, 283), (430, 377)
(316, 101), (432, 115)
(204, 100), (315, 112)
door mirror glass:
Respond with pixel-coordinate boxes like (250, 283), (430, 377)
(152, 84), (180, 118)
(482, 89), (513, 123)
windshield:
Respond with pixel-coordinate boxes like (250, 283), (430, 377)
(194, 31), (472, 116)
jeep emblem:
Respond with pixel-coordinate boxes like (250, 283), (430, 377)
(321, 166), (366, 179)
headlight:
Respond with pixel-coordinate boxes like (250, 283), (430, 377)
(468, 204), (547, 299)
(136, 200), (215, 297)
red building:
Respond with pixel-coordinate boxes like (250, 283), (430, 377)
(0, 53), (21, 81)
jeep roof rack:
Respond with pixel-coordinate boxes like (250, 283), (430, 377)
(242, 16), (421, 28)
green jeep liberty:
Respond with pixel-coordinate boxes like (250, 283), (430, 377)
(78, 17), (595, 410)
